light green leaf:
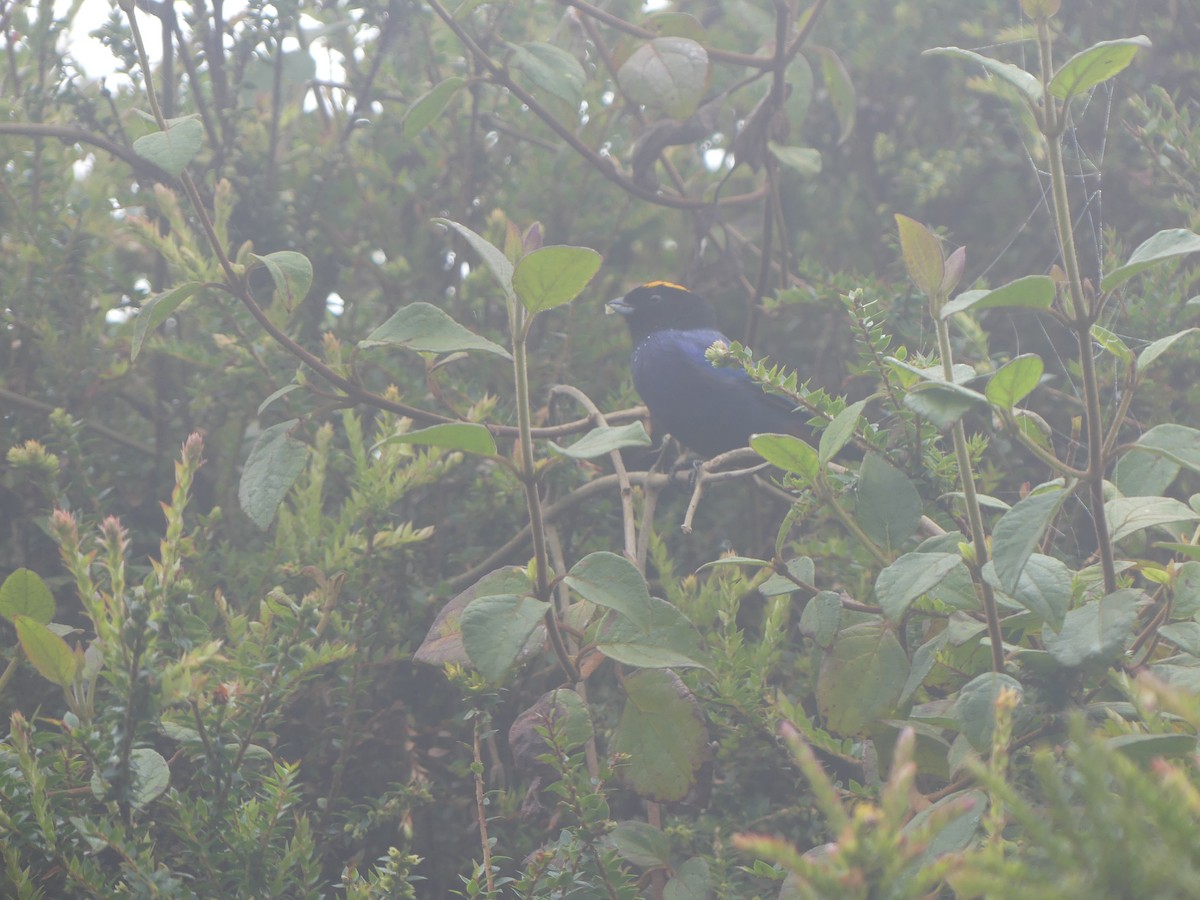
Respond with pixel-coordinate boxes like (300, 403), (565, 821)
(597, 597), (708, 671)
(982, 553), (1069, 630)
(14, 615), (78, 687)
(510, 42), (586, 108)
(768, 142), (822, 176)
(817, 620), (909, 736)
(1101, 228), (1200, 292)
(854, 453), (922, 552)
(664, 857), (711, 900)
(895, 214), (944, 299)
(986, 354), (1044, 410)
(750, 432), (818, 480)
(902, 381), (988, 429)
(433, 218), (515, 302)
(991, 488), (1067, 595)
(1107, 732), (1197, 763)
(806, 45), (856, 143)
(875, 552), (964, 621)
(373, 422), (497, 457)
(130, 282), (203, 361)
(1158, 622), (1200, 657)
(512, 245), (602, 313)
(1049, 36), (1151, 101)
(609, 821), (672, 868)
(238, 419), (310, 530)
(955, 672), (1023, 752)
(799, 591), (842, 649)
(550, 421), (652, 459)
(0, 568), (55, 625)
(760, 557), (815, 597)
(617, 37), (710, 118)
(1106, 496), (1200, 543)
(610, 669), (710, 802)
(1042, 589), (1141, 668)
(923, 47), (1041, 101)
(403, 76), (466, 138)
(132, 117), (204, 176)
(250, 251), (313, 313)
(940, 275), (1055, 319)
(566, 551), (654, 630)
(413, 567), (534, 668)
(900, 630), (949, 705)
(1137, 328), (1198, 375)
(359, 302), (512, 359)
(461, 594), (549, 682)
(819, 399), (866, 464)
(1091, 324), (1133, 365)
(128, 748), (170, 810)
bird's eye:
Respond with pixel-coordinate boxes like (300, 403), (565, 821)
(648, 293), (662, 304)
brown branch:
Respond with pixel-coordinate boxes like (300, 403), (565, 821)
(0, 122), (175, 183)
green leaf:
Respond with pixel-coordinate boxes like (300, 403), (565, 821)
(402, 76), (465, 138)
(1114, 443), (1181, 497)
(413, 567), (534, 667)
(14, 615), (77, 687)
(955, 672), (1023, 751)
(901, 789), (987, 872)
(433, 218), (515, 302)
(750, 432), (818, 480)
(1101, 228), (1200, 292)
(512, 245), (602, 313)
(1158, 622), (1200, 657)
(819, 398), (866, 464)
(854, 453), (922, 552)
(460, 594), (549, 682)
(806, 45), (856, 144)
(817, 620), (909, 736)
(990, 488), (1067, 595)
(1091, 323), (1133, 365)
(1042, 589), (1142, 668)
(902, 381), (988, 429)
(130, 282), (203, 361)
(1137, 328), (1198, 375)
(1048, 36), (1151, 101)
(238, 419), (310, 530)
(597, 597), (708, 671)
(923, 47), (1041, 102)
(760, 557), (815, 597)
(1124, 424), (1200, 479)
(565, 551), (654, 630)
(617, 37), (710, 118)
(358, 302), (512, 359)
(250, 251), (313, 313)
(664, 857), (711, 900)
(1106, 732), (1197, 763)
(1106, 496), (1200, 543)
(900, 630), (949, 705)
(982, 553), (1070, 630)
(609, 821), (672, 868)
(373, 422), (497, 456)
(510, 42), (586, 108)
(940, 275), (1055, 319)
(875, 552), (964, 621)
(895, 214), (944, 299)
(128, 748), (170, 810)
(550, 422), (652, 459)
(0, 569), (55, 625)
(799, 591), (842, 649)
(767, 142), (822, 176)
(132, 117), (203, 176)
(986, 354), (1044, 410)
(257, 383), (301, 416)
(610, 669), (710, 803)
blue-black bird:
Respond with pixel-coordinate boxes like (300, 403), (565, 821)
(608, 281), (806, 458)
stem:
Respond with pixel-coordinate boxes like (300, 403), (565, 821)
(1036, 16), (1118, 594)
(934, 316), (1005, 672)
(472, 712), (495, 895)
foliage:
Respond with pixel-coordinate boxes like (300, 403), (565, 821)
(3, 0), (1200, 897)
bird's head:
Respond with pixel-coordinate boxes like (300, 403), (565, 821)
(606, 281), (720, 343)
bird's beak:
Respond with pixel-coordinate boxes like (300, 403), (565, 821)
(606, 296), (632, 317)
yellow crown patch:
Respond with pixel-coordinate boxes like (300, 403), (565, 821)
(641, 280), (686, 291)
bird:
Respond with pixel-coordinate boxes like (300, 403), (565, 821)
(607, 281), (808, 458)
